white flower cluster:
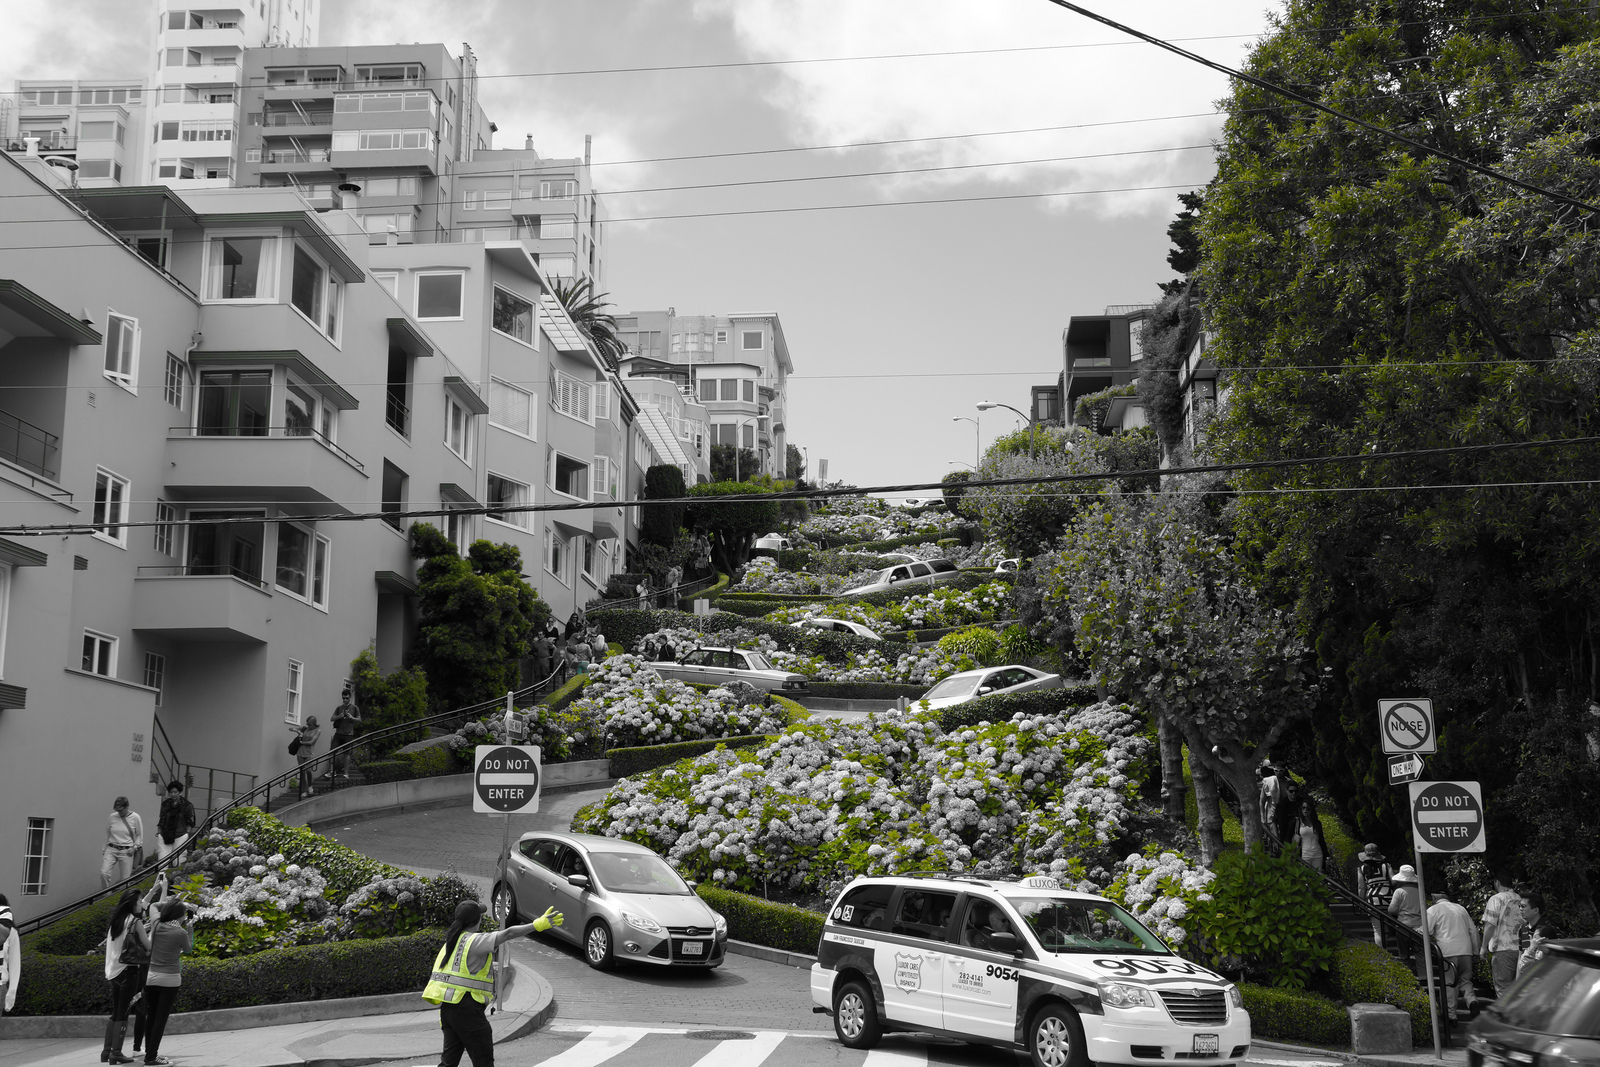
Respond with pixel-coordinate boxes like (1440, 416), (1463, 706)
(192, 847), (331, 930)
(766, 644), (975, 685)
(571, 654), (786, 748)
(1103, 850), (1216, 945)
(766, 581), (1014, 634)
(731, 557), (867, 595)
(574, 702), (1150, 900)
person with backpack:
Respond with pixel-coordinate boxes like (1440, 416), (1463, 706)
(1356, 843), (1395, 945)
(1480, 872), (1525, 995)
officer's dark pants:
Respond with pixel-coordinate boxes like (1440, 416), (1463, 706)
(439, 996), (494, 1067)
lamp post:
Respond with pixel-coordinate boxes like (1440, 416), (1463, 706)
(732, 416), (765, 481)
(951, 416), (979, 470)
(977, 401), (1034, 458)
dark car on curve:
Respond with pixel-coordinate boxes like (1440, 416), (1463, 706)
(1468, 940), (1600, 1067)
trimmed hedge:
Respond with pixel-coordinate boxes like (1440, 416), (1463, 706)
(718, 591), (838, 604)
(355, 759), (414, 784)
(226, 806), (411, 900)
(1330, 938), (1431, 1046)
(608, 734), (772, 778)
(696, 885), (824, 956)
(807, 681), (929, 701)
(837, 570), (1013, 609)
(935, 685), (1104, 730)
(768, 694), (810, 724)
(1239, 983), (1351, 1046)
(881, 620), (1023, 644)
(682, 570), (731, 607)
(538, 672), (592, 711)
(14, 925), (442, 1016)
(586, 608), (884, 664)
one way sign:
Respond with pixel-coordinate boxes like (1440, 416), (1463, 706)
(1387, 752), (1425, 785)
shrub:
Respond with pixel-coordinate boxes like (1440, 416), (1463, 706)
(356, 759), (414, 784)
(222, 807), (410, 902)
(1183, 848), (1343, 989)
(407, 744), (457, 778)
(538, 672), (592, 711)
(1239, 983), (1351, 1045)
(609, 735), (772, 779)
(349, 646), (430, 745)
(1330, 939), (1432, 1046)
(1102, 850), (1215, 946)
(570, 655), (785, 748)
(808, 681), (930, 700)
(696, 886), (824, 955)
(934, 686), (1103, 731)
(720, 589), (839, 603)
(937, 626), (1002, 666)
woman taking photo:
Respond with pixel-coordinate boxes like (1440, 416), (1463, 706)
(288, 715), (321, 798)
(102, 874), (163, 1064)
(141, 897), (195, 1066)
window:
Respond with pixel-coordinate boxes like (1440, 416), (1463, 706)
(459, 190), (479, 211)
(357, 176), (418, 197)
(286, 659), (304, 723)
(372, 270), (399, 297)
(715, 329), (729, 344)
(538, 180), (577, 199)
(720, 379), (738, 402)
(592, 456), (612, 501)
(415, 271), (463, 320)
(893, 889), (958, 941)
(486, 472), (529, 528)
(180, 120), (232, 142)
(276, 523), (329, 607)
(550, 452), (589, 499)
(582, 537), (595, 579)
(540, 216), (575, 239)
(742, 423), (755, 449)
(698, 379), (717, 403)
(144, 652), (166, 706)
(538, 255), (574, 279)
(290, 244), (325, 327)
(741, 330), (763, 350)
(164, 353), (188, 408)
(101, 312), (139, 390)
(546, 529), (569, 584)
(742, 379), (755, 403)
(488, 378), (533, 437)
(594, 382), (611, 422)
(0, 563), (9, 679)
(205, 234), (277, 301)
(381, 461), (408, 531)
(360, 212), (413, 236)
(78, 160), (113, 179)
(197, 370), (271, 436)
(82, 630), (117, 676)
(551, 371), (592, 423)
(482, 189), (511, 211)
(492, 287), (534, 344)
(153, 502), (176, 556)
(186, 510), (265, 584)
(23, 817), (52, 895)
(93, 468), (129, 546)
(1129, 320), (1145, 361)
(832, 882), (894, 931)
(444, 394), (474, 463)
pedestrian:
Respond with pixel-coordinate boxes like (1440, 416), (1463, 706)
(567, 635), (588, 676)
(140, 897), (195, 1066)
(0, 892), (16, 1016)
(103, 873), (163, 1064)
(1480, 871), (1525, 996)
(564, 608), (584, 638)
(1517, 890), (1549, 976)
(1389, 864), (1424, 971)
(102, 796), (145, 888)
(330, 685), (362, 779)
(422, 900), (563, 1067)
(128, 876), (170, 1058)
(589, 628), (608, 664)
(1426, 888), (1481, 1021)
(1356, 843), (1395, 945)
(154, 782), (195, 865)
(1292, 796), (1331, 875)
(635, 575), (651, 606)
(531, 632), (554, 685)
(288, 716), (321, 798)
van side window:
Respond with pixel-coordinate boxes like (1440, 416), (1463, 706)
(831, 883), (894, 931)
(894, 889), (957, 942)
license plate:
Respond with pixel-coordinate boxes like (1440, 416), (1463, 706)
(680, 940), (704, 956)
(1193, 1034), (1220, 1055)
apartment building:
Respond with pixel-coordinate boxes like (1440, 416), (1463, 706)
(620, 373), (712, 485)
(1061, 304), (1152, 430)
(0, 148), (638, 920)
(615, 310), (793, 479)
(5, 81), (151, 188)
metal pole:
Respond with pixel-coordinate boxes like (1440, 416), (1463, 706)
(1416, 863), (1443, 1058)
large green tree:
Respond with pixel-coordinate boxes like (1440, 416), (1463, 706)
(641, 464), (687, 547)
(1199, 1), (1600, 909)
(685, 481), (781, 575)
(708, 443), (761, 483)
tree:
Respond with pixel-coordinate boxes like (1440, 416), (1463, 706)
(685, 481), (781, 575)
(1198, 3), (1600, 899)
(642, 464), (687, 547)
(1159, 190), (1204, 295)
(348, 647), (429, 745)
(786, 443), (805, 480)
(409, 524), (551, 711)
(708, 443), (761, 483)
(1043, 493), (1317, 863)
(940, 469), (973, 517)
(549, 277), (627, 367)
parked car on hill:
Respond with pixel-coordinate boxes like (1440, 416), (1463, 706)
(842, 558), (961, 597)
(650, 646), (810, 695)
(917, 665), (1065, 710)
(800, 617), (885, 641)
(753, 532), (793, 552)
(994, 558), (1021, 574)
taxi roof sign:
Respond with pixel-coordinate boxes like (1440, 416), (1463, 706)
(1020, 875), (1062, 889)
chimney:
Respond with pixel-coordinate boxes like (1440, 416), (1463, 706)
(584, 134), (591, 167)
(23, 137), (39, 156)
(336, 180), (361, 211)
(525, 134), (533, 151)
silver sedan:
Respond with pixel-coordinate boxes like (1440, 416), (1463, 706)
(651, 646), (809, 695)
(493, 831), (728, 970)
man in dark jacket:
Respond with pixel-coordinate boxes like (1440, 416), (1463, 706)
(155, 782), (196, 863)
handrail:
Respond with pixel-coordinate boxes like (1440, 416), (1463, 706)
(15, 674), (561, 938)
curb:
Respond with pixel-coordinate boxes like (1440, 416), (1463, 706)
(724, 938), (816, 970)
(1253, 1038), (1361, 1061)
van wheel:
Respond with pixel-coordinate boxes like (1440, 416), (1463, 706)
(833, 979), (882, 1049)
(1028, 1003), (1086, 1067)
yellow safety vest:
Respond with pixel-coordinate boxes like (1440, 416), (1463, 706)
(421, 932), (496, 1006)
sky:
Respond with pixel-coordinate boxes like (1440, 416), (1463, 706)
(6, 0), (1280, 489)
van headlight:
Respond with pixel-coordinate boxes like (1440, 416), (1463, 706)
(1098, 981), (1156, 1009)
(623, 911), (662, 934)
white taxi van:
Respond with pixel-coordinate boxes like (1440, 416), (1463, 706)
(811, 873), (1251, 1067)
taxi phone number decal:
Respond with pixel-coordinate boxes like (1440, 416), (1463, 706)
(1092, 958), (1220, 979)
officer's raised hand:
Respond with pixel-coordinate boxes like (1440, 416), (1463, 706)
(533, 906), (564, 931)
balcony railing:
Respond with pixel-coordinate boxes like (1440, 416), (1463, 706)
(137, 562), (270, 591)
(264, 148), (330, 164)
(264, 81), (341, 93)
(250, 111), (334, 127)
(385, 393), (410, 437)
(168, 425), (364, 472)
(0, 407), (61, 479)
(11, 135), (75, 152)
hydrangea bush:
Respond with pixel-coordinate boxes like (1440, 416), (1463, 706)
(175, 835), (336, 958)
(569, 655), (786, 747)
(1101, 848), (1216, 946)
(629, 622), (975, 686)
(732, 556), (872, 595)
(766, 581), (1014, 633)
(573, 701), (1150, 901)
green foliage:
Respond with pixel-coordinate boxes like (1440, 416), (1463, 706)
(407, 743), (456, 778)
(1238, 983), (1351, 1046)
(642, 465), (688, 547)
(1136, 285), (1199, 458)
(1162, 190), (1204, 292)
(1330, 939), (1432, 1047)
(1184, 848), (1342, 989)
(222, 807), (410, 902)
(786, 443), (805, 480)
(608, 735), (772, 779)
(966, 445), (1108, 558)
(537, 672), (592, 712)
(356, 760), (413, 784)
(348, 646), (429, 745)
(549, 276), (626, 365)
(695, 886), (825, 955)
(337, 873), (430, 940)
(409, 523), (551, 711)
(941, 469), (974, 518)
(998, 622), (1044, 663)
(1073, 383), (1139, 432)
(687, 481), (781, 574)
(708, 444), (762, 483)
(933, 684), (1106, 731)
(936, 626), (1002, 666)
(588, 608), (884, 665)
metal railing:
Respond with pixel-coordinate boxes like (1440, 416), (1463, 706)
(149, 718), (258, 824)
(385, 392), (410, 436)
(0, 406), (61, 479)
(167, 424), (365, 472)
(251, 111), (334, 127)
(137, 563), (271, 590)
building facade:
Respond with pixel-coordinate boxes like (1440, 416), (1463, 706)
(1061, 304), (1151, 431)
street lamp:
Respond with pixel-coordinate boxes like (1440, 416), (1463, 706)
(732, 416), (765, 481)
(951, 416), (979, 470)
(977, 401), (1034, 458)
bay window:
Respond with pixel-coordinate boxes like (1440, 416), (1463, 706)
(204, 234), (277, 301)
(492, 286), (534, 345)
(197, 370), (271, 436)
(186, 510), (265, 585)
(486, 472), (529, 528)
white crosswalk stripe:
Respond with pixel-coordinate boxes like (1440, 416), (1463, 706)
(861, 1045), (930, 1065)
(688, 1030), (787, 1066)
(536, 1025), (656, 1066)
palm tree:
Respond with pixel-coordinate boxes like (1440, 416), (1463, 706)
(550, 277), (627, 368)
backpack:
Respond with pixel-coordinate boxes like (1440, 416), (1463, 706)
(1361, 858), (1393, 906)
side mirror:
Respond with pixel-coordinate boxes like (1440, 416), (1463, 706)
(989, 931), (1021, 954)
(567, 873), (591, 890)
(977, 686), (994, 695)
(686, 880), (698, 890)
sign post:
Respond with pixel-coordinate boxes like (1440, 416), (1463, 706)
(474, 741), (540, 1013)
(1378, 697), (1436, 755)
(1406, 780), (1486, 1059)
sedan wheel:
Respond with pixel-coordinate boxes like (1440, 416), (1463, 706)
(584, 919), (616, 970)
(492, 882), (518, 927)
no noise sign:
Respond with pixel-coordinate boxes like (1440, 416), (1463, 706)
(474, 745), (542, 815)
(1408, 780), (1486, 854)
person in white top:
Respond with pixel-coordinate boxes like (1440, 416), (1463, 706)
(101, 797), (144, 888)
(1427, 889), (1482, 1021)
(0, 891), (16, 1015)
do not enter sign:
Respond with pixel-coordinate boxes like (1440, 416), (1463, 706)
(1408, 780), (1486, 854)
(473, 745), (541, 815)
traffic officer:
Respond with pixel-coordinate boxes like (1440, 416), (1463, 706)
(422, 900), (561, 1067)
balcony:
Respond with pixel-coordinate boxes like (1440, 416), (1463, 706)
(262, 147), (331, 164)
(164, 427), (366, 513)
(0, 407), (60, 480)
(251, 111), (334, 129)
(132, 569), (272, 643)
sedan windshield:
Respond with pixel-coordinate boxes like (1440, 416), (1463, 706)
(740, 653), (773, 671)
(1490, 953), (1600, 1035)
(1010, 897), (1169, 954)
(923, 675), (982, 701)
(586, 852), (693, 895)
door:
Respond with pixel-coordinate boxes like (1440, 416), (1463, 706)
(506, 836), (561, 924)
(875, 888), (957, 1031)
(545, 845), (597, 943)
(942, 895), (1024, 1041)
